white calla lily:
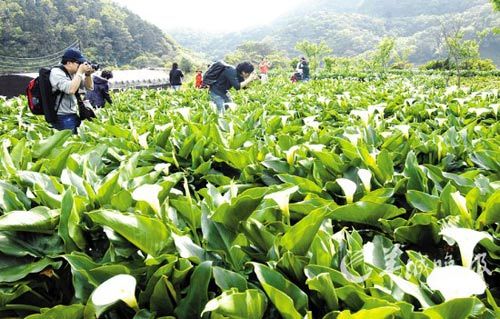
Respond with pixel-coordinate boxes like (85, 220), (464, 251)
(264, 186), (299, 221)
(427, 266), (486, 301)
(440, 224), (493, 268)
(336, 178), (357, 204)
(132, 184), (163, 215)
(91, 274), (138, 311)
(357, 169), (372, 193)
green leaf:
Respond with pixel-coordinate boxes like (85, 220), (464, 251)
(58, 189), (86, 252)
(306, 273), (339, 311)
(0, 284), (32, 307)
(0, 257), (62, 283)
(88, 209), (171, 256)
(281, 206), (328, 255)
(406, 190), (439, 212)
(423, 298), (484, 319)
(202, 289), (267, 319)
(251, 262), (308, 318)
(174, 261), (212, 318)
(0, 207), (59, 233)
(278, 174), (323, 194)
(404, 151), (428, 192)
(213, 266), (248, 291)
(96, 171), (120, 206)
(25, 304), (84, 319)
(32, 129), (72, 159)
(211, 187), (267, 230)
(477, 190), (500, 227)
(328, 202), (405, 228)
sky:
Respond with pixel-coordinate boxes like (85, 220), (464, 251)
(112, 0), (305, 33)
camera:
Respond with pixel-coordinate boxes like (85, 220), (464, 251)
(84, 61), (100, 70)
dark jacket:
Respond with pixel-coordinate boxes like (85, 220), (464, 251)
(169, 69), (184, 86)
(209, 67), (242, 97)
(85, 76), (111, 108)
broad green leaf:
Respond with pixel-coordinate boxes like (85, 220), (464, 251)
(96, 171), (120, 206)
(212, 187), (267, 230)
(251, 262), (308, 318)
(174, 261), (212, 318)
(202, 289), (267, 319)
(0, 257), (62, 283)
(88, 209), (171, 256)
(0, 180), (30, 212)
(306, 273), (339, 311)
(213, 267), (248, 291)
(477, 190), (500, 227)
(423, 298), (485, 319)
(278, 174), (323, 194)
(0, 207), (59, 233)
(328, 202), (405, 228)
(59, 189), (86, 251)
(32, 129), (72, 159)
(281, 206), (328, 255)
(25, 304), (84, 319)
(406, 190), (439, 212)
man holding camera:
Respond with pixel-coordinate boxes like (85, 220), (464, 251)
(209, 61), (258, 113)
(49, 48), (95, 133)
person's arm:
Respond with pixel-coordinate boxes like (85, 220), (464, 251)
(239, 73), (259, 89)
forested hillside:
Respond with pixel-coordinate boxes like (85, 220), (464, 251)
(0, 0), (191, 71)
(172, 0), (499, 65)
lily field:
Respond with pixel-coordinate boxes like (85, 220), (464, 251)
(0, 73), (499, 319)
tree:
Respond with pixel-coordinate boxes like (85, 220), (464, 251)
(491, 0), (499, 11)
(371, 37), (396, 70)
(440, 23), (483, 87)
(294, 40), (332, 72)
(179, 57), (193, 73)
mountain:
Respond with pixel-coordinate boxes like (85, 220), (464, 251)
(171, 0), (499, 65)
(0, 0), (194, 72)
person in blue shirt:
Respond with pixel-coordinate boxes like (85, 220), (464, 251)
(209, 61), (258, 113)
(86, 70), (113, 108)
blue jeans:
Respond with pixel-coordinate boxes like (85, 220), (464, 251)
(210, 91), (232, 113)
(172, 85), (181, 91)
(52, 114), (81, 134)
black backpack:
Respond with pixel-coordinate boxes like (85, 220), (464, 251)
(202, 61), (230, 86)
(26, 66), (67, 123)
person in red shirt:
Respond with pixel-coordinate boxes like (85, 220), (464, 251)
(195, 70), (203, 88)
(258, 58), (271, 82)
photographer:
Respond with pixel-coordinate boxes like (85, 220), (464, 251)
(85, 70), (113, 108)
(209, 61), (258, 113)
(49, 48), (95, 133)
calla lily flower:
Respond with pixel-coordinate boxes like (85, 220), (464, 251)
(132, 184), (163, 215)
(440, 224), (493, 268)
(336, 178), (357, 204)
(90, 274), (139, 316)
(264, 186), (299, 220)
(427, 266), (486, 301)
(357, 169), (372, 193)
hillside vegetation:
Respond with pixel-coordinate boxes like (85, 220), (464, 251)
(172, 0), (499, 65)
(0, 0), (193, 71)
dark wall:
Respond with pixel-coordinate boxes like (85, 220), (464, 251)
(0, 75), (34, 99)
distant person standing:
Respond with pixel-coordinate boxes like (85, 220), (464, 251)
(258, 58), (272, 82)
(195, 70), (203, 88)
(169, 62), (184, 91)
(296, 57), (310, 81)
(85, 70), (113, 108)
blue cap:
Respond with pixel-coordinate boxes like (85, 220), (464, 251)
(62, 48), (86, 63)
